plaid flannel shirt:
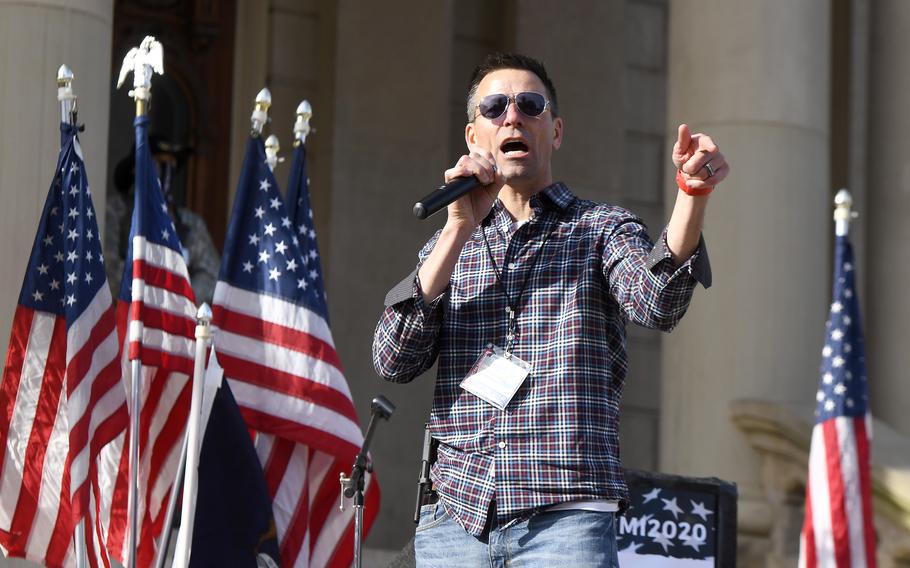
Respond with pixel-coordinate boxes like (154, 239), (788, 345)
(373, 182), (711, 536)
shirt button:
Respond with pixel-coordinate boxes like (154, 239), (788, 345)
(498, 441), (507, 449)
(507, 262), (516, 270)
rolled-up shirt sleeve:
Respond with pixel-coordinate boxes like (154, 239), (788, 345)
(602, 216), (711, 331)
(372, 231), (448, 383)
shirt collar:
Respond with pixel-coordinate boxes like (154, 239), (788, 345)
(484, 182), (575, 230)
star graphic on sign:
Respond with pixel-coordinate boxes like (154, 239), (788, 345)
(292, 236), (299, 247)
(249, 233), (260, 246)
(49, 279), (60, 291)
(308, 269), (318, 281)
(843, 316), (852, 326)
(308, 209), (313, 219)
(832, 356), (845, 368)
(32, 290), (44, 302)
(67, 250), (78, 263)
(822, 372), (833, 384)
(846, 371), (853, 380)
(661, 497), (684, 519)
(37, 263), (49, 275)
(308, 249), (318, 260)
(54, 251), (65, 263)
(845, 289), (853, 298)
(258, 250), (271, 264)
(297, 278), (307, 290)
(281, 216), (291, 228)
(825, 399), (836, 412)
(268, 267), (281, 281)
(242, 261), (254, 273)
(652, 532), (674, 553)
(690, 500), (713, 521)
(831, 329), (844, 341)
(68, 207), (79, 219)
(846, 398), (855, 408)
(69, 162), (80, 174)
(264, 223), (277, 237)
(50, 206), (59, 216)
(67, 229), (79, 242)
(844, 262), (853, 272)
(816, 390), (825, 401)
(161, 229), (170, 240)
(86, 251), (93, 262)
(682, 535), (706, 552)
(86, 229), (94, 241)
(822, 345), (832, 357)
(309, 229), (316, 239)
(254, 206), (266, 219)
(66, 294), (77, 306)
(86, 208), (94, 219)
(286, 258), (298, 272)
(69, 184), (79, 197)
(831, 301), (843, 313)
(43, 235), (53, 246)
(298, 224), (307, 235)
(618, 542), (644, 555)
(66, 272), (77, 284)
(85, 185), (91, 196)
(259, 179), (271, 192)
(85, 273), (93, 284)
(834, 383), (846, 395)
(844, 343), (852, 353)
(642, 488), (661, 503)
(269, 197), (281, 210)
(274, 240), (288, 255)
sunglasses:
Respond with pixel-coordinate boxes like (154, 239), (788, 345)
(476, 92), (551, 120)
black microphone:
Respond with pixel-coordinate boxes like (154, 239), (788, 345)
(413, 176), (480, 220)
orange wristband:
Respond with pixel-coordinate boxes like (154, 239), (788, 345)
(676, 169), (713, 196)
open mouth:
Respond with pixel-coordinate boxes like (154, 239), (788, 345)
(500, 139), (529, 157)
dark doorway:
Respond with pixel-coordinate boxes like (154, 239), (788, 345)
(106, 0), (236, 250)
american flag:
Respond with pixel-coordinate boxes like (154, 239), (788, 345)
(212, 134), (378, 567)
(799, 233), (876, 567)
(96, 115), (197, 567)
(0, 123), (128, 566)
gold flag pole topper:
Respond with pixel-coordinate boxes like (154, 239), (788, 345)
(116, 35), (164, 117)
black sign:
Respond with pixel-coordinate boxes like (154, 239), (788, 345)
(618, 470), (737, 567)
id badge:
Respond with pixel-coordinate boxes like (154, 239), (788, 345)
(460, 344), (531, 410)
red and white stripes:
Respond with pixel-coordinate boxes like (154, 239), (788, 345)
(800, 416), (876, 568)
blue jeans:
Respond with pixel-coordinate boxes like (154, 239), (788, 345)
(414, 502), (619, 568)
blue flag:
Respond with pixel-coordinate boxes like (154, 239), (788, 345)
(190, 375), (280, 567)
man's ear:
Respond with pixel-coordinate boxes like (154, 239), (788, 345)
(552, 117), (563, 150)
(465, 122), (476, 148)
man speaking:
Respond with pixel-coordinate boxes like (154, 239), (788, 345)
(372, 52), (728, 567)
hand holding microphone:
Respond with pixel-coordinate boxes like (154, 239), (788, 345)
(413, 150), (500, 225)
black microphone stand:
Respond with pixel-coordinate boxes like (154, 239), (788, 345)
(340, 395), (395, 568)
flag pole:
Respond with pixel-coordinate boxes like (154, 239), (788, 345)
(834, 188), (856, 237)
(265, 134), (283, 171)
(116, 35), (164, 568)
(293, 100), (313, 147)
(58, 63), (89, 568)
(170, 304), (213, 568)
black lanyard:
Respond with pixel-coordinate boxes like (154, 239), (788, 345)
(481, 205), (565, 353)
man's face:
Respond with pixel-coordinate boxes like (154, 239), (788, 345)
(466, 68), (563, 193)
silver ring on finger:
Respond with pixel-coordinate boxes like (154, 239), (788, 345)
(704, 162), (716, 177)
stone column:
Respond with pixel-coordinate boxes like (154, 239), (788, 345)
(867, 0), (910, 438)
(0, 0), (113, 381)
(326, 0), (454, 550)
(661, 0), (831, 551)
